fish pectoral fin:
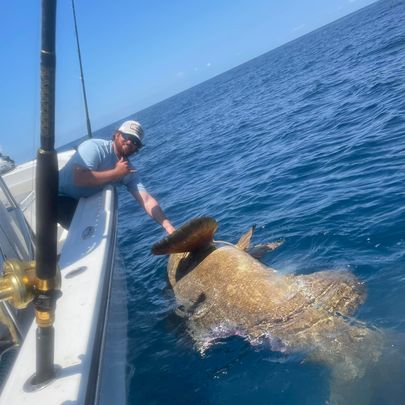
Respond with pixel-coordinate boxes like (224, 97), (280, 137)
(236, 224), (256, 250)
(151, 217), (218, 255)
(248, 240), (284, 259)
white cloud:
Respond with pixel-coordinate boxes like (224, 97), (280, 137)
(206, 62), (212, 67)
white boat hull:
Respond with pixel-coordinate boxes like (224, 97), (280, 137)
(0, 152), (126, 404)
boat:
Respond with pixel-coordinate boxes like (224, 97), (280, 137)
(0, 1), (126, 403)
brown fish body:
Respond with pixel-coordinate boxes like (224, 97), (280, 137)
(168, 245), (368, 355)
(153, 217), (381, 385)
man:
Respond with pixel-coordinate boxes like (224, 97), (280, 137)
(58, 120), (175, 234)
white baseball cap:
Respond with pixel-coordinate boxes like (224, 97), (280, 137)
(118, 120), (144, 145)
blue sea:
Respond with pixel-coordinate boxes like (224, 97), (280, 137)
(77, 1), (405, 403)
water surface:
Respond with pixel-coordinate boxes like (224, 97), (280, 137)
(92, 1), (405, 403)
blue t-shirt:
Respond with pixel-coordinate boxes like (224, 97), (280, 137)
(59, 139), (146, 199)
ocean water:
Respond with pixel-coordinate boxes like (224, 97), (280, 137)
(80, 1), (405, 403)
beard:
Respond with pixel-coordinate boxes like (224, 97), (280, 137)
(121, 145), (135, 158)
(114, 138), (134, 158)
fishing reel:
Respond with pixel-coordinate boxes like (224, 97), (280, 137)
(0, 259), (61, 310)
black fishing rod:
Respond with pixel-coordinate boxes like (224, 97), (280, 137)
(71, 0), (93, 139)
(34, 0), (59, 384)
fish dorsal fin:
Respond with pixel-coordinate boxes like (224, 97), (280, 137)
(151, 217), (218, 255)
(236, 224), (256, 251)
(248, 240), (284, 259)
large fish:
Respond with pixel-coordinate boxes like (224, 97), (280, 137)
(152, 217), (381, 394)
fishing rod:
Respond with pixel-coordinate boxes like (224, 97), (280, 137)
(0, 0), (89, 387)
(34, 0), (60, 383)
(71, 0), (93, 139)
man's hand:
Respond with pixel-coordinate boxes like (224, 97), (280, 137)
(114, 157), (136, 178)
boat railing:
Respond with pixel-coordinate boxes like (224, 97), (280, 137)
(0, 177), (35, 350)
(19, 191), (35, 216)
(0, 177), (34, 264)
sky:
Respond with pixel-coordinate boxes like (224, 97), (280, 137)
(0, 0), (376, 163)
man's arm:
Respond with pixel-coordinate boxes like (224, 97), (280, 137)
(74, 158), (134, 187)
(132, 190), (175, 234)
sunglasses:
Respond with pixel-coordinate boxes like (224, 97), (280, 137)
(120, 132), (143, 149)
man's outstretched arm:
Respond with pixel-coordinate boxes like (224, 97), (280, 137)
(132, 190), (175, 234)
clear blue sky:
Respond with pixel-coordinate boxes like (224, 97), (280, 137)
(1, 0), (376, 163)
